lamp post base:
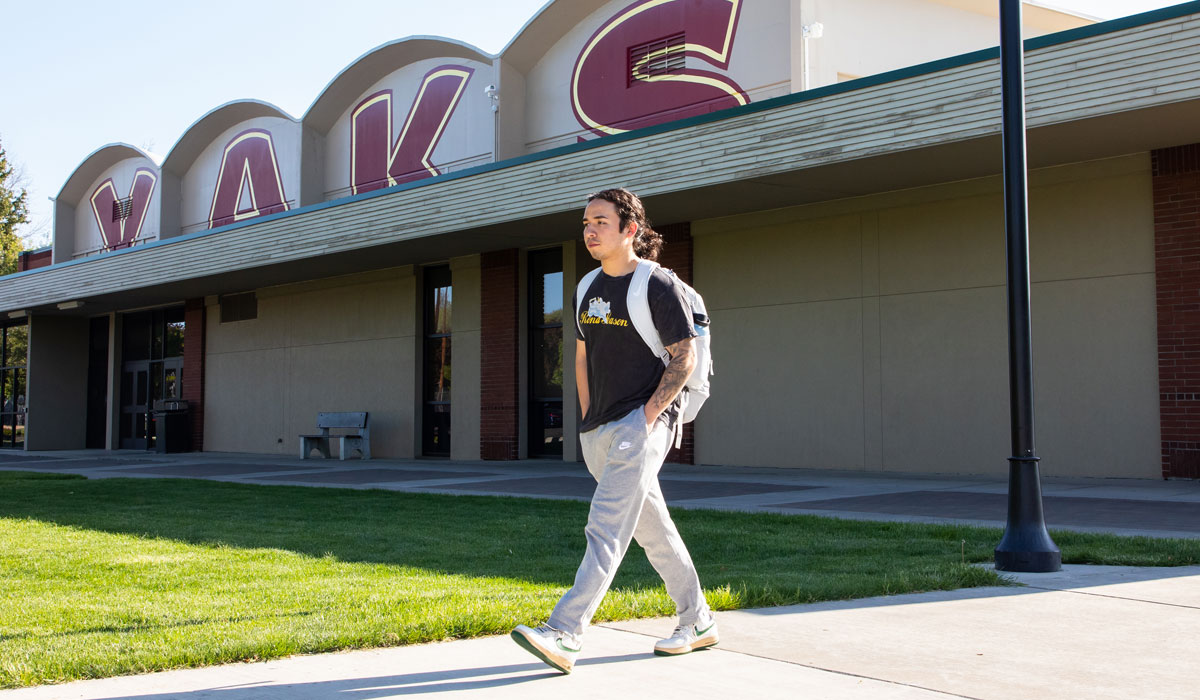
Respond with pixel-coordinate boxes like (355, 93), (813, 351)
(994, 457), (1061, 573)
(995, 548), (1061, 572)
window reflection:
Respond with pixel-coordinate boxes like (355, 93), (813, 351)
(423, 266), (452, 456)
(0, 323), (28, 449)
(117, 307), (186, 449)
(529, 250), (564, 457)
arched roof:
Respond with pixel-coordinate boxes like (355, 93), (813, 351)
(56, 143), (160, 203)
(303, 36), (494, 134)
(499, 0), (608, 74)
(161, 99), (297, 176)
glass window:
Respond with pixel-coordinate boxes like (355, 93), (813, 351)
(117, 307), (185, 449)
(533, 327), (563, 399)
(427, 280), (452, 335)
(123, 311), (152, 362)
(166, 321), (185, 357)
(422, 266), (452, 456)
(3, 324), (27, 368)
(150, 362), (163, 402)
(528, 249), (564, 457)
(151, 318), (164, 360)
(0, 323), (28, 449)
(542, 271), (563, 325)
(136, 370), (148, 406)
(425, 337), (452, 403)
(164, 367), (179, 399)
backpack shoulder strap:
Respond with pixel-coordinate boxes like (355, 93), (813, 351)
(575, 267), (602, 338)
(628, 260), (668, 365)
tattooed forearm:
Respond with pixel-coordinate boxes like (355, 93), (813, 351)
(645, 338), (696, 424)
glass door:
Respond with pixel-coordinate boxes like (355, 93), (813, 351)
(528, 249), (564, 457)
(119, 360), (151, 450)
(119, 308), (185, 450)
(0, 322), (28, 449)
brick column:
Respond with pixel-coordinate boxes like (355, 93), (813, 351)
(657, 222), (696, 465)
(481, 249), (520, 459)
(1154, 145), (1200, 479)
(182, 298), (206, 452)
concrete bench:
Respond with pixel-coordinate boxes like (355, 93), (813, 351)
(300, 412), (370, 460)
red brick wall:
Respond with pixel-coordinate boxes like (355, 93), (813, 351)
(657, 222), (695, 465)
(182, 298), (206, 452)
(17, 249), (51, 271)
(1154, 144), (1200, 479)
(481, 249), (520, 459)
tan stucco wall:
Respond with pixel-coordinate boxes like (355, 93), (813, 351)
(694, 153), (1158, 478)
(204, 267), (419, 458)
(796, 0), (1091, 90)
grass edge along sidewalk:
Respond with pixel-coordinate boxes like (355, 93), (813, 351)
(1, 471), (1197, 689)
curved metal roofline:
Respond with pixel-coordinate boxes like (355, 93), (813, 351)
(303, 35), (494, 134)
(161, 99), (298, 176)
(498, 0), (607, 74)
(55, 142), (160, 203)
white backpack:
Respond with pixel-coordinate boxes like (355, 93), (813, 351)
(576, 260), (714, 431)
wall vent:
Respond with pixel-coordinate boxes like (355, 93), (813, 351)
(630, 33), (686, 84)
(112, 196), (133, 222)
(219, 292), (258, 323)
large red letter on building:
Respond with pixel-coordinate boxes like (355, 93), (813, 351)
(90, 168), (157, 250)
(351, 65), (474, 195)
(208, 129), (290, 229)
(572, 0), (747, 137)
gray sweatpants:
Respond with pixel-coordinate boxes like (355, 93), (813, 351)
(548, 406), (709, 638)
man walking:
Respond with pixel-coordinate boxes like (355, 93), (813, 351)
(511, 188), (716, 674)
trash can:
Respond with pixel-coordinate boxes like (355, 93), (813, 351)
(152, 398), (191, 453)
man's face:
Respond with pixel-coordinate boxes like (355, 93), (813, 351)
(582, 198), (635, 261)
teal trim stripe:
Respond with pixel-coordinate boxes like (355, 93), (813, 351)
(12, 2), (1200, 282)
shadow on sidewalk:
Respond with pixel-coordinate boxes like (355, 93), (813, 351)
(92, 654), (649, 700)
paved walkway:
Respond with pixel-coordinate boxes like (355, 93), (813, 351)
(2, 565), (1198, 700)
(1, 449), (1196, 538)
(2, 450), (1198, 698)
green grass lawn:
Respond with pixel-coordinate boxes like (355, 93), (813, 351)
(1, 470), (1197, 688)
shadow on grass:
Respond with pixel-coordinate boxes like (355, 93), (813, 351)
(0, 611), (317, 644)
(0, 471), (1118, 603)
(0, 472), (607, 587)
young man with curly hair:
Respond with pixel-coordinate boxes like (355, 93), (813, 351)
(511, 188), (716, 673)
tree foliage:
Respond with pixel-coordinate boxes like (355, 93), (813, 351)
(0, 138), (29, 276)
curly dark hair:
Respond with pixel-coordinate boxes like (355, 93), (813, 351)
(587, 188), (663, 261)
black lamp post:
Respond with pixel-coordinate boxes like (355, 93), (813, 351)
(993, 0), (1061, 573)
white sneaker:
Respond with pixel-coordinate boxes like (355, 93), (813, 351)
(653, 614), (719, 656)
(511, 623), (582, 673)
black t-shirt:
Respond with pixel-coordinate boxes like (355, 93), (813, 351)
(574, 266), (697, 433)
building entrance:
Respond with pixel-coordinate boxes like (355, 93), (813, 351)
(119, 308), (184, 450)
(0, 322), (28, 449)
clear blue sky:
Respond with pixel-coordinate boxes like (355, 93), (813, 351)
(0, 0), (1183, 246)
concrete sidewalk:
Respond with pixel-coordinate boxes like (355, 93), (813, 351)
(2, 450), (1198, 698)
(3, 565), (1197, 700)
(1, 449), (1196, 538)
